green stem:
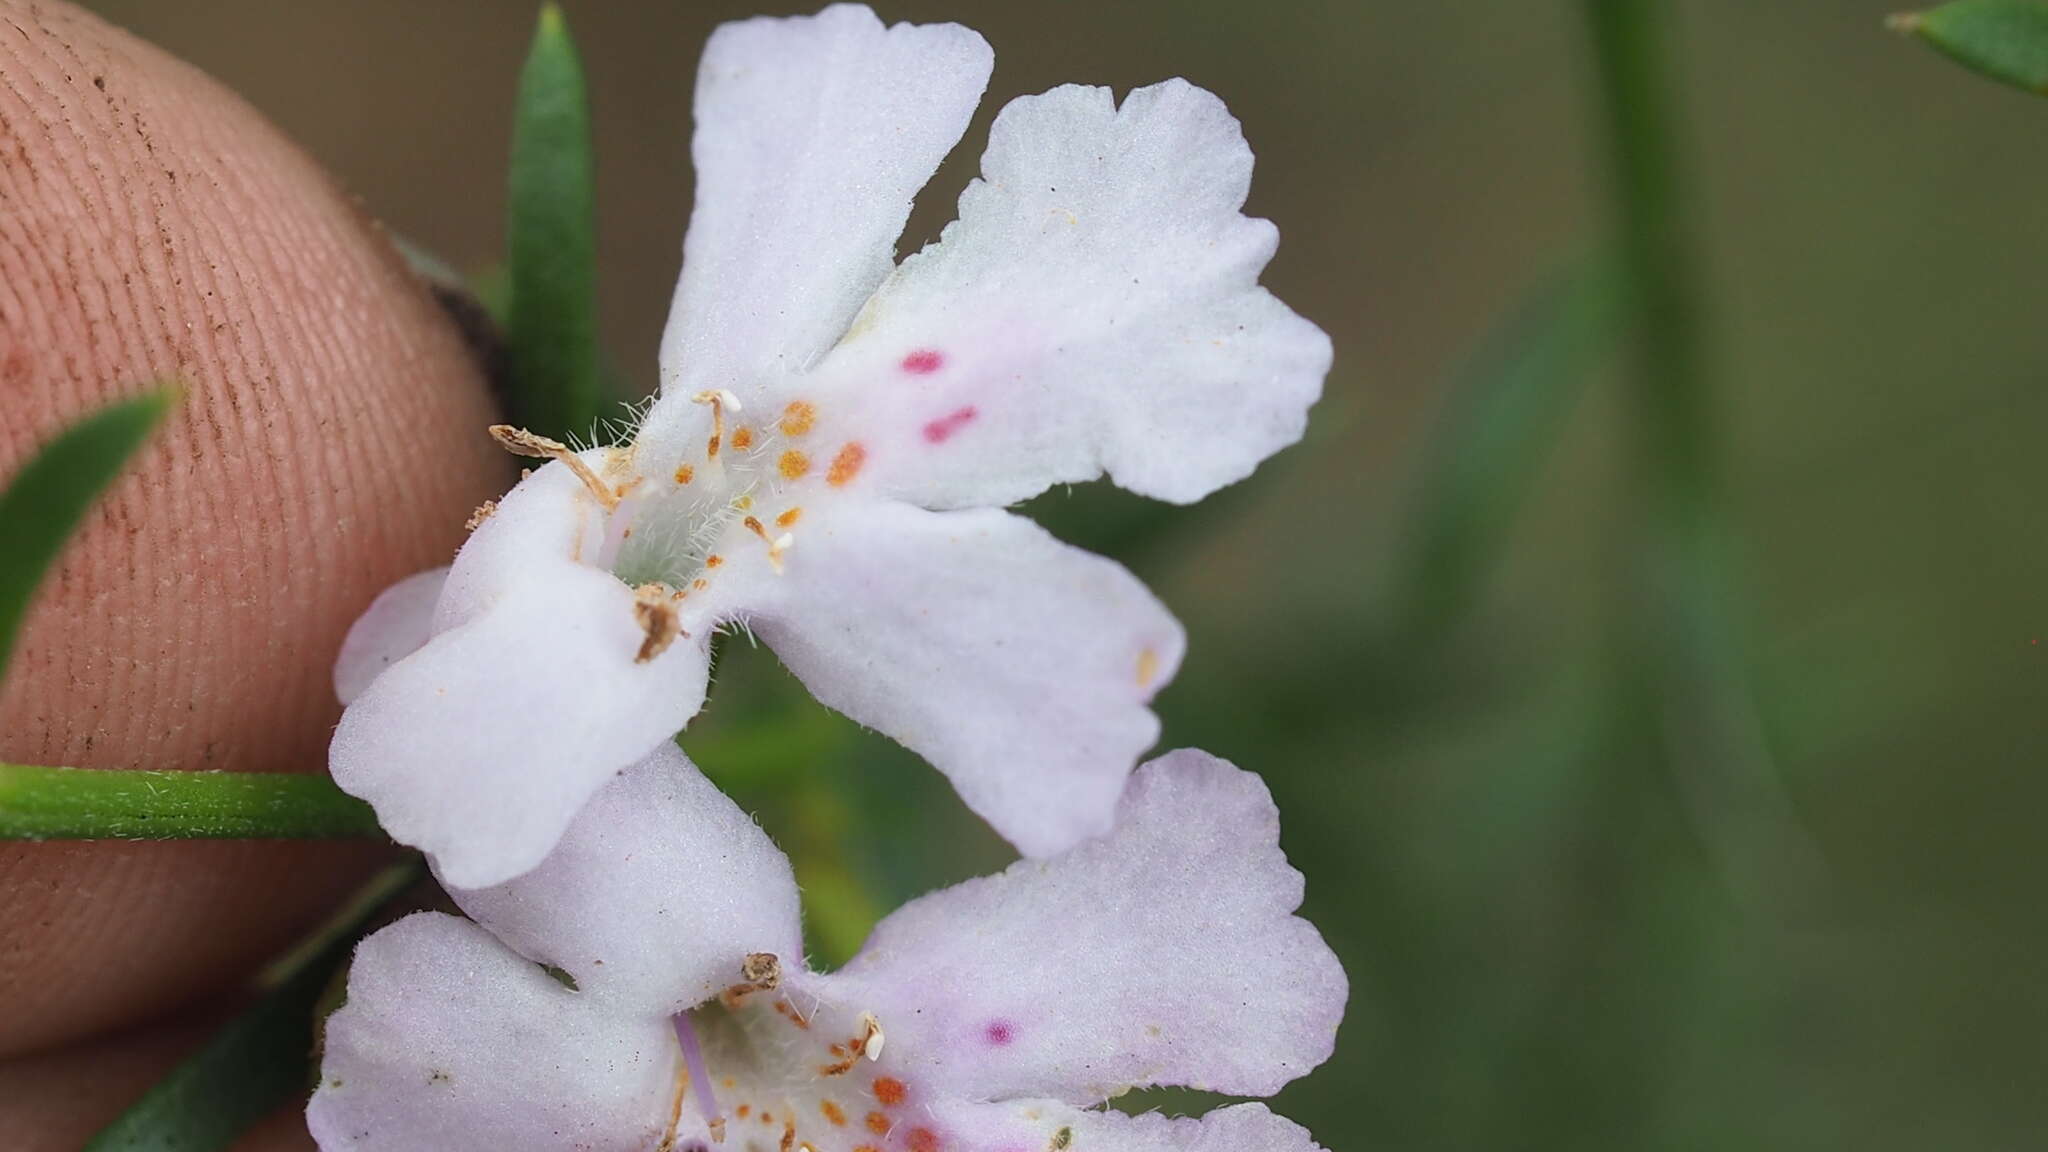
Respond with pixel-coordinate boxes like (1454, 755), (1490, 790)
(0, 763), (383, 840)
(1584, 0), (1710, 515)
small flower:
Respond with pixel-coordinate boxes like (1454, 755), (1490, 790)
(308, 746), (1346, 1152)
(330, 4), (1331, 888)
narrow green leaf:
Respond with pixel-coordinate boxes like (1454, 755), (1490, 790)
(0, 763), (383, 840)
(0, 388), (176, 680)
(506, 2), (601, 443)
(1890, 0), (2048, 94)
(1386, 261), (1615, 644)
(84, 860), (422, 1152)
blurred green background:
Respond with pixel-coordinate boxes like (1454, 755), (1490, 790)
(86, 1), (2048, 1148)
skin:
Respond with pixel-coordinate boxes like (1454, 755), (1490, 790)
(0, 0), (511, 1144)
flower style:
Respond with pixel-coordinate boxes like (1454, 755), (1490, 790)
(330, 4), (1331, 888)
(308, 745), (1346, 1152)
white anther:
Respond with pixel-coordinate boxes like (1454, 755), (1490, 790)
(860, 1012), (885, 1061)
(692, 388), (742, 413)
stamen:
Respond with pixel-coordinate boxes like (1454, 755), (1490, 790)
(722, 952), (782, 1008)
(859, 1012), (885, 1061)
(743, 516), (795, 573)
(693, 389), (742, 462)
(634, 583), (682, 663)
(490, 425), (620, 509)
(464, 499), (497, 531)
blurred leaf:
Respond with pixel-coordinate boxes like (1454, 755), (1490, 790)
(85, 860), (422, 1152)
(507, 3), (601, 443)
(0, 388), (175, 682)
(1890, 1), (2048, 94)
(0, 763), (383, 840)
(1387, 261), (1614, 645)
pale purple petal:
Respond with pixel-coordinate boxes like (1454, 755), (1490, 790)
(746, 496), (1183, 858)
(334, 567), (447, 706)
(448, 741), (803, 1016)
(826, 750), (1346, 1102)
(308, 913), (675, 1152)
(653, 4), (991, 416)
(331, 459), (716, 889)
(803, 79), (1329, 510)
(923, 1100), (1330, 1152)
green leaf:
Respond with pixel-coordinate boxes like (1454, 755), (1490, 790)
(1890, 0), (2048, 94)
(1386, 261), (1615, 645)
(507, 2), (601, 443)
(0, 763), (383, 840)
(0, 388), (176, 682)
(84, 860), (422, 1152)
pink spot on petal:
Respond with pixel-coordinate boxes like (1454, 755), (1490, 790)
(901, 349), (945, 374)
(922, 405), (978, 444)
(983, 1019), (1015, 1047)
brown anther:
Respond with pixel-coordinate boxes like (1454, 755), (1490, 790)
(1049, 1127), (1073, 1152)
(710, 1118), (727, 1143)
(633, 584), (682, 663)
(490, 424), (619, 509)
(465, 499), (497, 531)
(742, 952), (782, 986)
(721, 952), (782, 1007)
(780, 1121), (797, 1152)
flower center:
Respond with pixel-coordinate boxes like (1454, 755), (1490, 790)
(664, 954), (923, 1152)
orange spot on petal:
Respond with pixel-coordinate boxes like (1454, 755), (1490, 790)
(827, 442), (867, 487)
(821, 1101), (847, 1127)
(706, 554), (725, 568)
(907, 1127), (941, 1152)
(776, 506), (803, 529)
(674, 464), (694, 485)
(865, 1113), (890, 1136)
(732, 426), (755, 451)
(872, 1077), (906, 1106)
(780, 401), (818, 437)
(778, 450), (812, 480)
(1137, 647), (1160, 689)
(737, 1106), (752, 1119)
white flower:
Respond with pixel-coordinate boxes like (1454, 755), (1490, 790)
(330, 4), (1331, 888)
(308, 745), (1347, 1152)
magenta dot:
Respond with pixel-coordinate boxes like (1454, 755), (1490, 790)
(901, 348), (945, 374)
(983, 1019), (1016, 1046)
(922, 405), (978, 444)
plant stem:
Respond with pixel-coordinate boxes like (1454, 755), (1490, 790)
(0, 763), (383, 840)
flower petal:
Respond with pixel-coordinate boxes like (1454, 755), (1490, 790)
(807, 79), (1330, 509)
(825, 750), (1346, 1102)
(307, 912), (675, 1152)
(924, 1100), (1329, 1152)
(331, 462), (713, 889)
(656, 4), (991, 408)
(747, 497), (1182, 858)
(333, 567), (448, 706)
(448, 741), (804, 1017)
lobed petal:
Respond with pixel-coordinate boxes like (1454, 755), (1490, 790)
(333, 566), (448, 706)
(804, 78), (1330, 510)
(448, 741), (804, 1017)
(307, 912), (675, 1152)
(826, 750), (1346, 1102)
(745, 496), (1182, 858)
(924, 1100), (1330, 1152)
(644, 2), (991, 468)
